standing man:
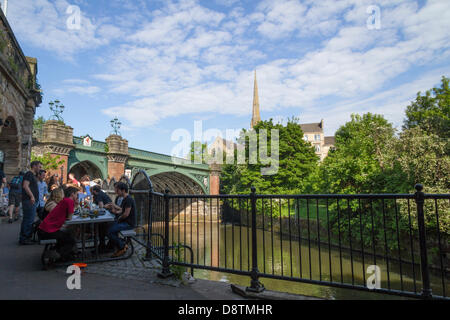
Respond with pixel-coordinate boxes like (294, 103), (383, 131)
(7, 171), (24, 223)
(19, 161), (42, 245)
(37, 169), (48, 220)
(106, 182), (136, 258)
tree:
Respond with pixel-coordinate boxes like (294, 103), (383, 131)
(33, 116), (46, 130)
(403, 76), (450, 140)
(319, 113), (396, 194)
(31, 152), (64, 171)
(189, 141), (209, 164)
(221, 118), (319, 195)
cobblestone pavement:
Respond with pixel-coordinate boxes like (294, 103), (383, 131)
(0, 221), (210, 300)
(60, 241), (183, 288)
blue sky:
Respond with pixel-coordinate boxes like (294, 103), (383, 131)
(3, 0), (450, 155)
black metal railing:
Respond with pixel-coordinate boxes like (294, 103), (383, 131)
(130, 170), (449, 300)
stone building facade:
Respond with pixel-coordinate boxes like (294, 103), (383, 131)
(0, 10), (41, 179)
(300, 119), (335, 161)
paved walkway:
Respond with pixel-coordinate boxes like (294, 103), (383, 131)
(0, 219), (242, 300)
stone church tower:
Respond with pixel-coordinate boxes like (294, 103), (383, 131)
(250, 70), (261, 129)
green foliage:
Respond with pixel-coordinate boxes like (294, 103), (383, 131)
(221, 118), (319, 195)
(31, 152), (64, 171)
(8, 56), (19, 74)
(170, 243), (187, 280)
(33, 116), (46, 130)
(403, 76), (450, 140)
(189, 141), (209, 164)
(319, 113), (395, 194)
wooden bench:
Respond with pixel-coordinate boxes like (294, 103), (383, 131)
(119, 230), (136, 238)
(40, 239), (58, 270)
(40, 239), (57, 245)
(118, 230), (136, 258)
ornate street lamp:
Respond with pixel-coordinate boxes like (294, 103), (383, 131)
(110, 117), (122, 136)
(49, 100), (65, 122)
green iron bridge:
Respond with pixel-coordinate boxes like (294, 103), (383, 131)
(68, 136), (211, 195)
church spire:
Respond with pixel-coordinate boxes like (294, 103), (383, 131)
(251, 70), (261, 129)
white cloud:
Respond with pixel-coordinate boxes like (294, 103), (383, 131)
(7, 0), (126, 60)
(94, 0), (450, 129)
(11, 0), (448, 133)
(54, 79), (100, 96)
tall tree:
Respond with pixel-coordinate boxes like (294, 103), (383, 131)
(189, 141), (209, 164)
(221, 118), (319, 195)
(403, 76), (450, 140)
(319, 113), (395, 194)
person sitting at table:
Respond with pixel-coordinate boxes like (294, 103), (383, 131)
(38, 187), (79, 261)
(91, 185), (112, 208)
(42, 187), (65, 220)
(68, 173), (80, 187)
(80, 175), (92, 200)
(92, 185), (113, 253)
(106, 182), (136, 258)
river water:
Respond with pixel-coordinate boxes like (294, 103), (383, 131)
(166, 221), (448, 300)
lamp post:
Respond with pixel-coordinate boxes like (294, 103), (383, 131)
(110, 117), (122, 136)
(49, 100), (65, 122)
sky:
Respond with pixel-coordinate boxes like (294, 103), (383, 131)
(3, 0), (450, 155)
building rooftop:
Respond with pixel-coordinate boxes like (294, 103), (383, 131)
(324, 136), (335, 145)
(300, 121), (323, 133)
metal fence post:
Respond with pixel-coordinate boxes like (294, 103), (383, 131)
(414, 184), (432, 299)
(145, 190), (153, 260)
(246, 186), (265, 293)
(158, 189), (173, 278)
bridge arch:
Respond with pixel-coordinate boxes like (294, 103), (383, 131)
(69, 160), (105, 181)
(149, 171), (206, 195)
(0, 116), (21, 177)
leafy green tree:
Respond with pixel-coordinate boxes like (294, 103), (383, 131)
(33, 116), (46, 130)
(189, 141), (209, 164)
(403, 76), (450, 140)
(221, 118), (319, 195)
(31, 152), (64, 171)
(319, 113), (395, 194)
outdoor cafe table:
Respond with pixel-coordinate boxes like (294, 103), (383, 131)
(65, 211), (115, 261)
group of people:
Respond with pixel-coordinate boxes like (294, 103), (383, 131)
(3, 161), (136, 262)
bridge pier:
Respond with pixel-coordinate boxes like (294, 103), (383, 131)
(209, 163), (221, 195)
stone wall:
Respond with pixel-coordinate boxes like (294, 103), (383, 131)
(0, 9), (41, 178)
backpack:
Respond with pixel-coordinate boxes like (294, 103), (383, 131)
(10, 176), (22, 191)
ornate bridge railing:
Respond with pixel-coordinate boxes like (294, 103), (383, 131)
(130, 170), (449, 300)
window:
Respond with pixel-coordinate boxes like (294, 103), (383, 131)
(315, 145), (321, 152)
(303, 135), (308, 141)
(314, 134), (321, 141)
